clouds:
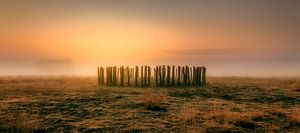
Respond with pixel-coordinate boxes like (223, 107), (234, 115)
(165, 48), (245, 56)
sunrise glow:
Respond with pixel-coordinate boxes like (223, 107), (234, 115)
(0, 0), (299, 76)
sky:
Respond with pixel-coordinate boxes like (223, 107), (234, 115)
(0, 0), (299, 76)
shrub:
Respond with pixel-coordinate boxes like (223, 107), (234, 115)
(142, 89), (166, 110)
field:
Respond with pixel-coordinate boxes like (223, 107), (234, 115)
(0, 76), (299, 132)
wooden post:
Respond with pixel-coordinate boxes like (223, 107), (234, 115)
(177, 66), (181, 85)
(97, 67), (100, 85)
(131, 68), (134, 84)
(183, 66), (185, 85)
(101, 67), (104, 85)
(120, 66), (123, 87)
(159, 66), (162, 86)
(166, 65), (170, 87)
(195, 66), (197, 85)
(190, 67), (193, 85)
(148, 66), (151, 86)
(193, 66), (196, 85)
(198, 67), (202, 86)
(106, 67), (108, 86)
(187, 66), (190, 85)
(182, 66), (184, 86)
(172, 65), (175, 86)
(155, 66), (158, 87)
(202, 67), (206, 85)
(116, 68), (119, 85)
(110, 67), (113, 86)
(103, 67), (105, 85)
(108, 67), (111, 86)
(135, 66), (138, 87)
(100, 67), (104, 85)
(175, 67), (178, 85)
(144, 66), (147, 86)
(141, 66), (144, 87)
(109, 67), (112, 86)
(107, 67), (109, 86)
(126, 66), (130, 86)
(183, 66), (186, 85)
(162, 65), (166, 86)
(113, 66), (117, 86)
(120, 67), (123, 86)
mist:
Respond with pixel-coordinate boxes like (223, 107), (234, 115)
(0, 47), (299, 77)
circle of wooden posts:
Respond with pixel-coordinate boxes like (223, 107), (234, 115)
(97, 65), (206, 87)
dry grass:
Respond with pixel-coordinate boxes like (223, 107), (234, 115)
(289, 108), (300, 127)
(0, 76), (299, 132)
(268, 105), (288, 117)
(142, 89), (166, 110)
(203, 108), (237, 131)
(0, 113), (48, 133)
(177, 104), (200, 121)
(287, 82), (300, 92)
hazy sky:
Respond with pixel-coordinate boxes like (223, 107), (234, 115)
(0, 0), (299, 76)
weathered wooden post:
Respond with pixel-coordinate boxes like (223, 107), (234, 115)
(175, 67), (178, 85)
(177, 66), (181, 85)
(155, 66), (158, 87)
(197, 67), (202, 86)
(190, 67), (193, 86)
(141, 66), (144, 87)
(120, 66), (124, 87)
(106, 67), (111, 86)
(100, 67), (104, 85)
(126, 66), (130, 86)
(144, 66), (147, 86)
(187, 66), (190, 85)
(99, 67), (101, 85)
(109, 67), (113, 86)
(130, 68), (134, 77)
(116, 67), (121, 86)
(159, 66), (162, 86)
(101, 67), (103, 85)
(113, 66), (117, 86)
(106, 67), (108, 86)
(166, 65), (171, 86)
(193, 66), (197, 85)
(116, 68), (119, 85)
(110, 67), (112, 86)
(194, 66), (197, 85)
(135, 66), (139, 87)
(172, 65), (175, 86)
(97, 67), (100, 85)
(202, 67), (206, 85)
(162, 65), (166, 86)
(131, 68), (134, 84)
(182, 66), (186, 86)
(148, 66), (151, 86)
(107, 67), (113, 86)
(109, 67), (112, 86)
(192, 66), (196, 85)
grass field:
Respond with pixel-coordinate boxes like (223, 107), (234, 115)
(0, 76), (299, 132)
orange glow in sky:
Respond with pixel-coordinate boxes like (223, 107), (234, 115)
(0, 0), (299, 76)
